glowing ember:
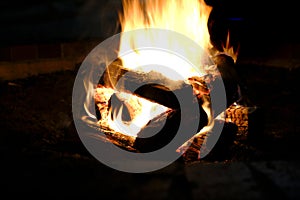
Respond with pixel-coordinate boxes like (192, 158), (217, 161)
(95, 85), (170, 137)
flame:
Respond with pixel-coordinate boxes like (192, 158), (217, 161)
(118, 0), (213, 80)
(95, 86), (169, 137)
(221, 31), (239, 63)
(108, 91), (169, 137)
(91, 0), (221, 147)
(103, 0), (215, 140)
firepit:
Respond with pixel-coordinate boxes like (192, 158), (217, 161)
(72, 0), (260, 169)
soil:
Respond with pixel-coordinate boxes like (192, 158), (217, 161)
(0, 63), (299, 198)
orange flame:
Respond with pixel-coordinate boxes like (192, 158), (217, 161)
(118, 0), (213, 80)
(97, 0), (216, 138)
(221, 31), (239, 63)
(94, 0), (220, 141)
(95, 86), (169, 137)
(108, 91), (169, 137)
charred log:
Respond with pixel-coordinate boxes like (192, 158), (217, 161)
(212, 53), (241, 107)
(183, 120), (238, 162)
(95, 57), (244, 154)
(134, 86), (208, 153)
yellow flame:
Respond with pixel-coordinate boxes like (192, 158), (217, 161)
(96, 86), (169, 137)
(95, 0), (218, 140)
(108, 91), (169, 137)
(118, 0), (213, 80)
(221, 31), (239, 63)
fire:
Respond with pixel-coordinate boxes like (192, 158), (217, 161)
(93, 0), (217, 141)
(87, 0), (212, 139)
(118, 0), (213, 80)
(221, 31), (239, 63)
(105, 88), (169, 137)
(87, 0), (241, 153)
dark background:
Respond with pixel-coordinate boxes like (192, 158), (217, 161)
(1, 0), (299, 199)
(1, 0), (299, 52)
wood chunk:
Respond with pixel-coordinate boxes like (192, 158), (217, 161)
(182, 120), (238, 162)
(134, 94), (208, 153)
(95, 57), (244, 156)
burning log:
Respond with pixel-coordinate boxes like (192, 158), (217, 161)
(94, 53), (244, 156)
(182, 120), (238, 162)
(77, 0), (257, 165)
(177, 53), (252, 161)
(95, 59), (209, 153)
(134, 85), (208, 153)
(212, 53), (242, 108)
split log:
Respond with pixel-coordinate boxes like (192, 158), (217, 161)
(182, 120), (238, 162)
(212, 53), (242, 108)
(134, 85), (208, 153)
(95, 55), (243, 154)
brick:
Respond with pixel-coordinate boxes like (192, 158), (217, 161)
(11, 45), (38, 61)
(38, 44), (62, 59)
(0, 47), (11, 61)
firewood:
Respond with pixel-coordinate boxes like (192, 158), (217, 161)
(212, 53), (241, 107)
(95, 56), (243, 154)
(182, 120), (238, 162)
(134, 88), (208, 153)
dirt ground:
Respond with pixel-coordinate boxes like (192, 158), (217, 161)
(0, 63), (299, 198)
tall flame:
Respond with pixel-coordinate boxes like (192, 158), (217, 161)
(94, 0), (218, 141)
(118, 0), (213, 80)
(99, 0), (216, 138)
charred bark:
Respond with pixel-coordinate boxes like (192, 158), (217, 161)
(96, 56), (242, 154)
(134, 86), (208, 153)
